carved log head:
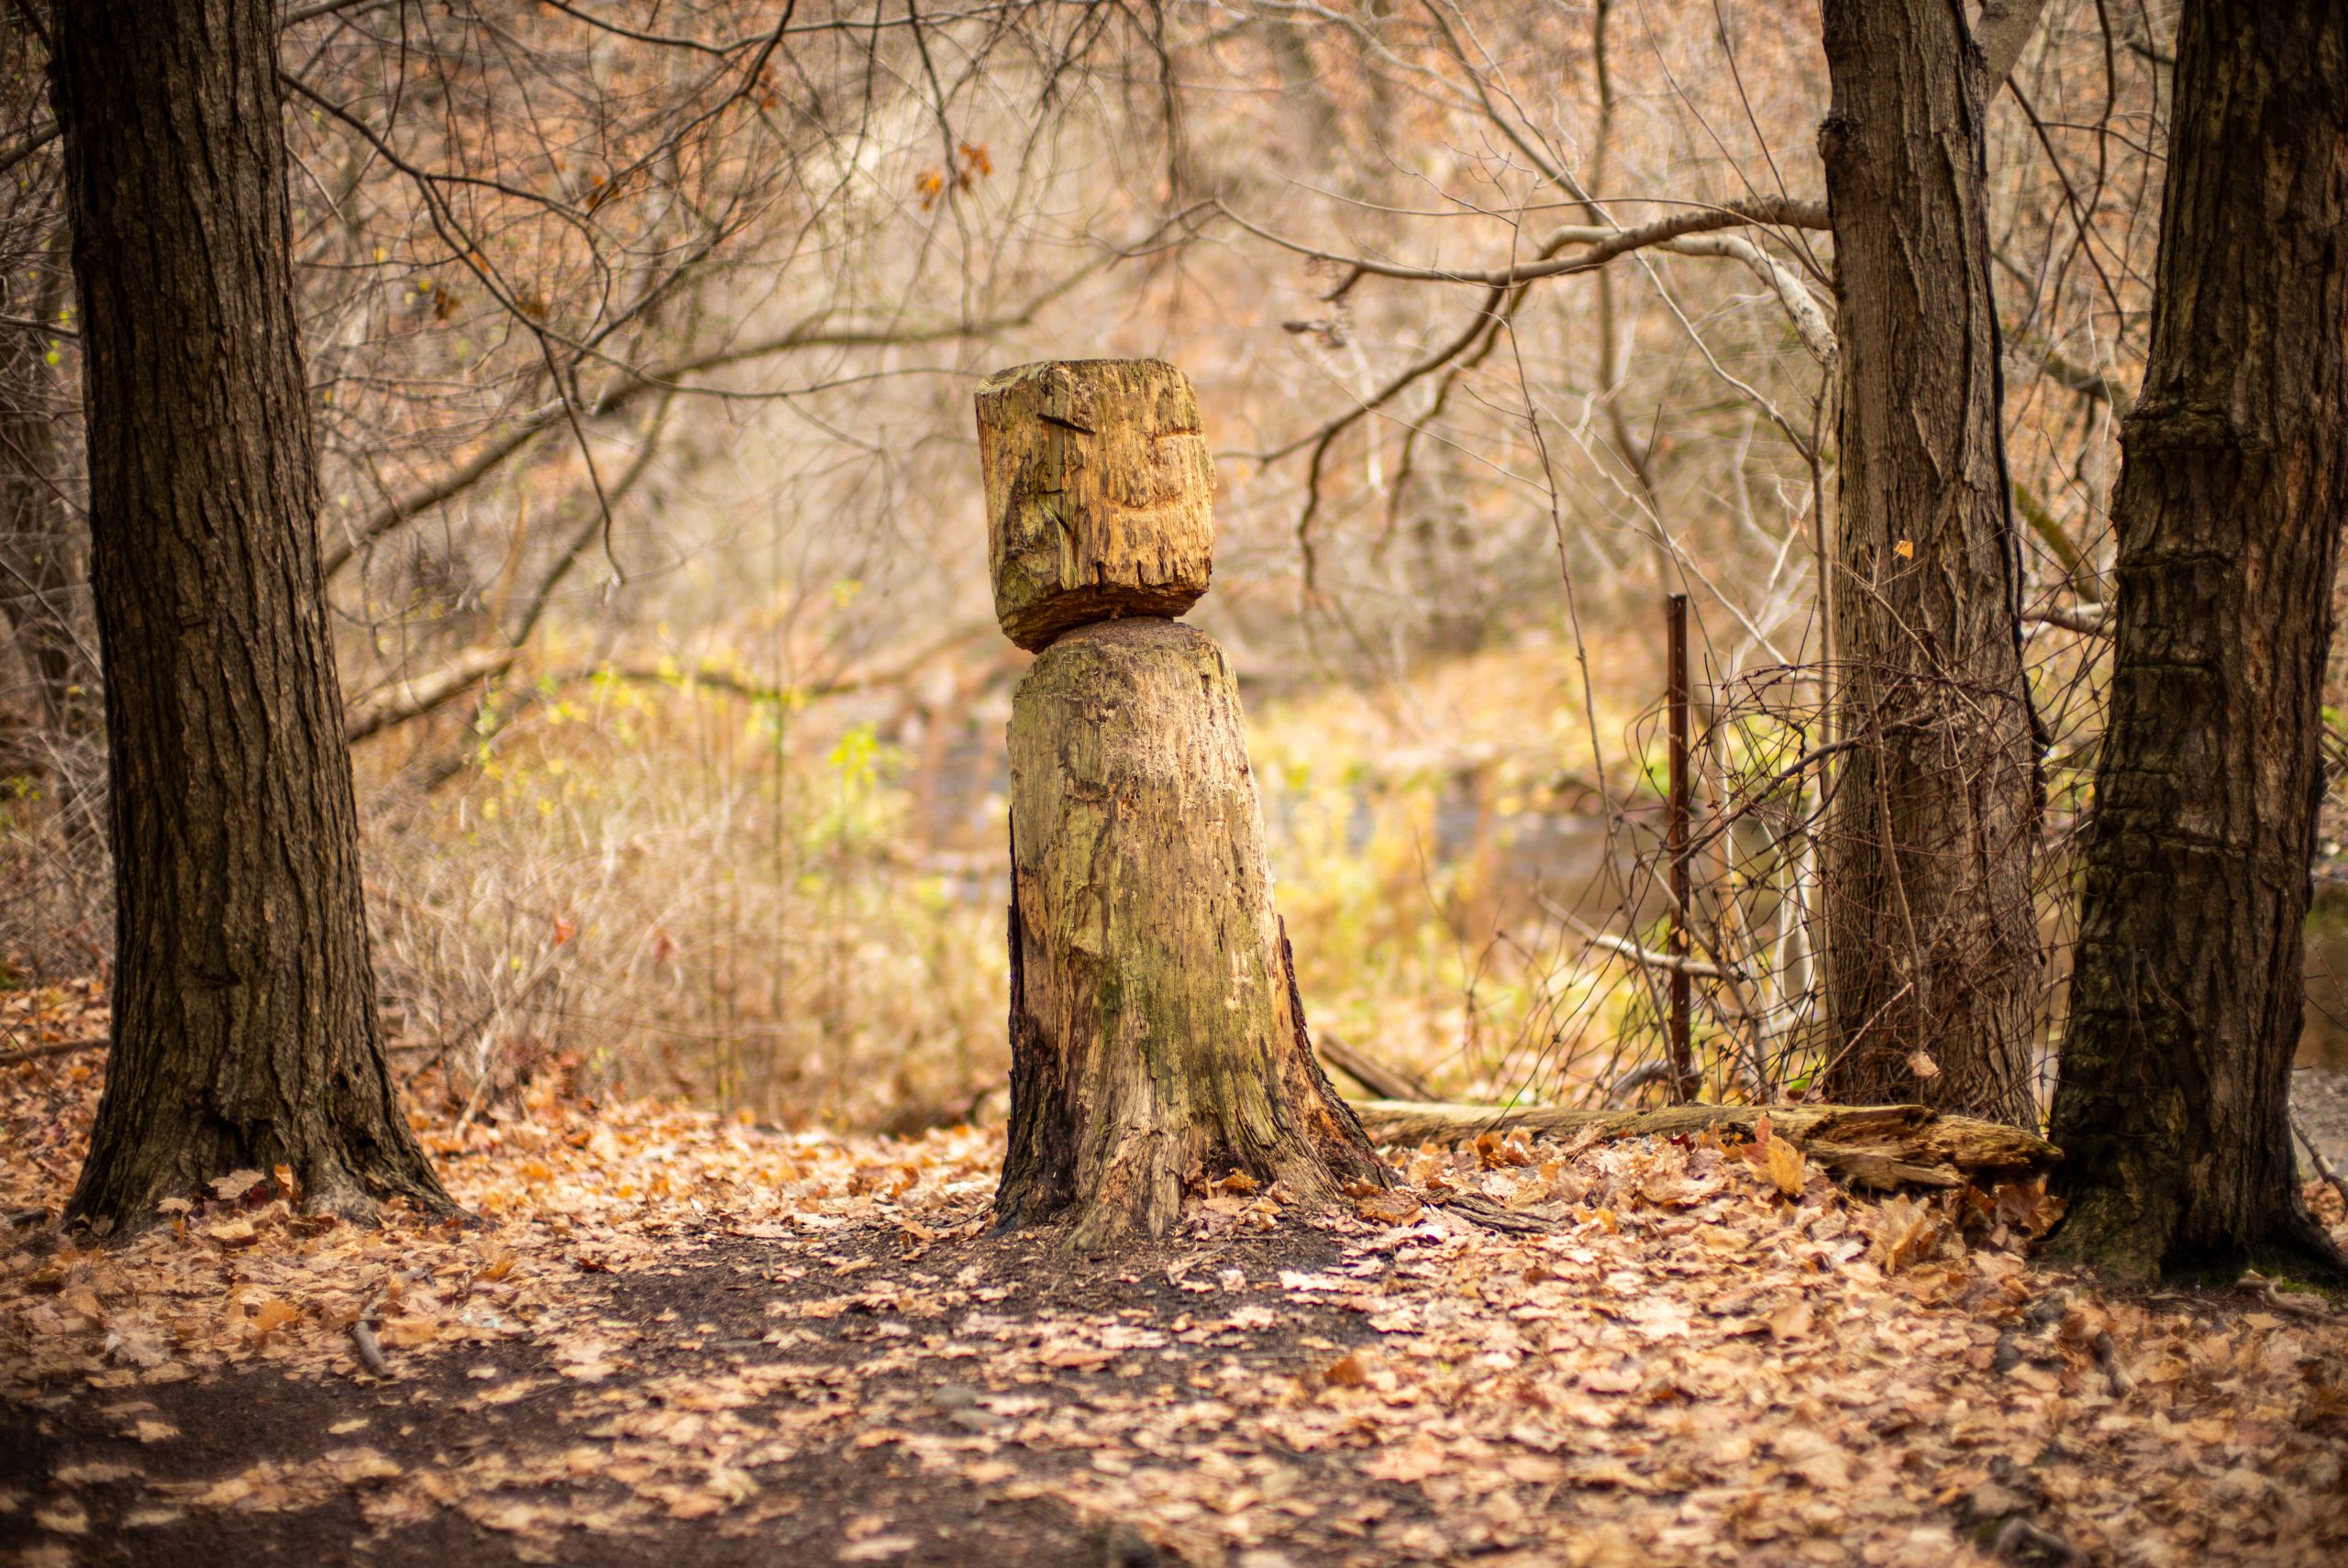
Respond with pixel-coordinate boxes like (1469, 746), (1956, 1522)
(976, 358), (1214, 651)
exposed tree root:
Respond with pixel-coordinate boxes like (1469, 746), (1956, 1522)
(1348, 1100), (2058, 1191)
(2043, 1195), (2348, 1291)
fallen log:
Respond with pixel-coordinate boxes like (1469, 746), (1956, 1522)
(1314, 1035), (1432, 1103)
(1347, 1099), (2058, 1190)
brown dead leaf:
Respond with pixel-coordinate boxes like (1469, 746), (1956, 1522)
(1762, 1138), (1807, 1198)
(1869, 1194), (1944, 1274)
(209, 1169), (266, 1203)
(1361, 1432), (1450, 1482)
(249, 1297), (299, 1336)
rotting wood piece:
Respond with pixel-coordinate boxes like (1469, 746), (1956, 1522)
(998, 618), (1386, 1245)
(1314, 1034), (1432, 1102)
(1349, 1100), (2059, 1190)
(977, 359), (1214, 651)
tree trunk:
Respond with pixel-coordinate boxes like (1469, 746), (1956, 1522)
(2046, 0), (2348, 1282)
(980, 360), (1384, 1248)
(53, 0), (449, 1231)
(1816, 0), (2042, 1126)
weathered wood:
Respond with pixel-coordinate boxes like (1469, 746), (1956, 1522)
(977, 359), (1214, 651)
(1348, 1099), (2059, 1190)
(998, 618), (1385, 1244)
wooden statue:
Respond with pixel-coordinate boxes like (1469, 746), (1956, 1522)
(977, 359), (1385, 1247)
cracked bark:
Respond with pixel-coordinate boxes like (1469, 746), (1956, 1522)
(2047, 0), (2348, 1282)
(55, 0), (449, 1231)
(1816, 0), (2043, 1125)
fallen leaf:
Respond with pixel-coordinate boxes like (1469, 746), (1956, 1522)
(249, 1297), (299, 1335)
(1870, 1194), (1944, 1274)
(1361, 1432), (1449, 1482)
(1762, 1138), (1807, 1199)
(210, 1170), (266, 1202)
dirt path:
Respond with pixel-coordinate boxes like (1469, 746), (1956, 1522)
(5, 1076), (2347, 1567)
(3, 1222), (1411, 1568)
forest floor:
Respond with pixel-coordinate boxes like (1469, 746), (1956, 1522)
(3, 987), (2347, 1567)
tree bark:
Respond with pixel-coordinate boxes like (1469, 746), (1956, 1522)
(53, 0), (449, 1231)
(998, 618), (1386, 1246)
(1817, 0), (2043, 1125)
(2046, 0), (2348, 1282)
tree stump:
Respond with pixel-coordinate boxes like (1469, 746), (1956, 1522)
(980, 359), (1384, 1246)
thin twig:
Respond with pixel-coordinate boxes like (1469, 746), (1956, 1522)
(0, 1037), (105, 1068)
(2292, 1112), (2348, 1213)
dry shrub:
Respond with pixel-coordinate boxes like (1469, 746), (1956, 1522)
(0, 729), (109, 988)
(359, 671), (1006, 1132)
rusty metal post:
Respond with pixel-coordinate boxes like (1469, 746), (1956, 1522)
(1667, 592), (1693, 1101)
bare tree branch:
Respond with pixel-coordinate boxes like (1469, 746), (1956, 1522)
(1216, 195), (1828, 293)
(321, 289), (1087, 577)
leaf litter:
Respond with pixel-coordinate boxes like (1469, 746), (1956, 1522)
(2, 1043), (2345, 1565)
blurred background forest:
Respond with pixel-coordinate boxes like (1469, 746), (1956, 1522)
(1, 0), (2323, 1134)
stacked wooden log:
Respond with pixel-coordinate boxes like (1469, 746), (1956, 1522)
(979, 359), (1385, 1247)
